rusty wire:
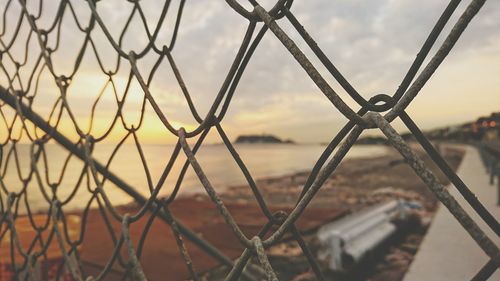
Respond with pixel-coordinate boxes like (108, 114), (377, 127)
(0, 0), (499, 280)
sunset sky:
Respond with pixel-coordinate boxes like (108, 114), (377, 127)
(1, 0), (499, 144)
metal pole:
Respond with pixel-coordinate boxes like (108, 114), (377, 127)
(497, 170), (500, 206)
(490, 160), (495, 185)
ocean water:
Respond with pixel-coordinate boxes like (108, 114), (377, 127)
(1, 143), (387, 212)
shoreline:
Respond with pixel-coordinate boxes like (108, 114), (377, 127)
(219, 144), (463, 211)
(203, 144), (465, 280)
(3, 144), (465, 281)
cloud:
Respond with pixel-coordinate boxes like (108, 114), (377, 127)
(2, 0), (499, 143)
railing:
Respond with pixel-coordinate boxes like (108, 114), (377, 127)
(0, 0), (499, 280)
(479, 142), (500, 206)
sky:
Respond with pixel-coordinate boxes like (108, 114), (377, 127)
(1, 0), (499, 144)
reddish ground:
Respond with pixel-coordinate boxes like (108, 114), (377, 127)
(79, 196), (346, 280)
(2, 145), (464, 281)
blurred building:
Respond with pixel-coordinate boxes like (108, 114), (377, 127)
(423, 112), (499, 142)
(471, 112), (500, 141)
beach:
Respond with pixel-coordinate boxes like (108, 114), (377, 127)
(1, 143), (465, 280)
(204, 143), (465, 280)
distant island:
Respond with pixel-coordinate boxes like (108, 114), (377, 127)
(235, 134), (295, 144)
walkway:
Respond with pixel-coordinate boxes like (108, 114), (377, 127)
(404, 146), (499, 280)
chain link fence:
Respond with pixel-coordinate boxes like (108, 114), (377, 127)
(0, 0), (498, 280)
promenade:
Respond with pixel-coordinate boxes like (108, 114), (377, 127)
(404, 146), (500, 280)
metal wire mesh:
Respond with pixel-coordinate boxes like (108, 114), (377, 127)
(0, 0), (498, 280)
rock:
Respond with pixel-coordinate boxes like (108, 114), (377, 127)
(268, 242), (302, 257)
(420, 215), (432, 228)
(346, 197), (358, 205)
(384, 249), (412, 264)
(292, 271), (316, 281)
(406, 234), (423, 244)
(400, 243), (418, 254)
(391, 258), (411, 268)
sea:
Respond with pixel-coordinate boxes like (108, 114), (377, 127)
(1, 143), (387, 213)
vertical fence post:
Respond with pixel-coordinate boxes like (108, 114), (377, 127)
(489, 160), (495, 185)
(497, 168), (500, 206)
